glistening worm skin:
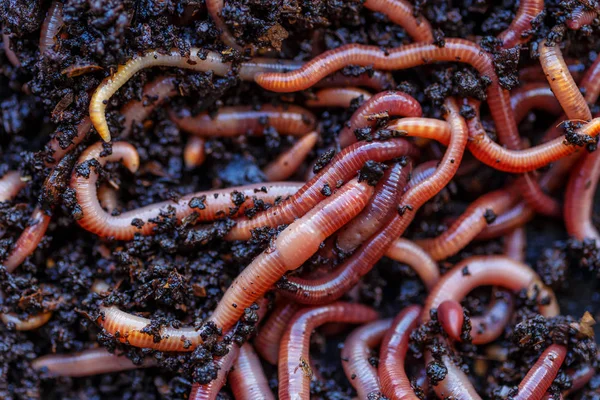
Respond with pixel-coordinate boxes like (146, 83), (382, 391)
(209, 180), (373, 333)
(170, 105), (317, 137)
(513, 345), (567, 400)
(0, 171), (26, 202)
(305, 87), (372, 108)
(337, 161), (411, 253)
(71, 141), (303, 240)
(425, 351), (482, 400)
(263, 131), (318, 181)
(338, 91), (423, 147)
(566, 5), (598, 30)
(510, 83), (562, 124)
(384, 238), (440, 290)
(497, 0), (544, 48)
(183, 137), (206, 168)
(505, 226), (526, 262)
(363, 0), (433, 42)
(254, 300), (300, 365)
(39, 1), (63, 54)
(378, 305), (422, 400)
(32, 347), (156, 377)
(341, 319), (392, 399)
(2, 207), (51, 273)
(539, 39), (592, 122)
(224, 138), (418, 241)
(229, 343), (275, 400)
(278, 302), (378, 400)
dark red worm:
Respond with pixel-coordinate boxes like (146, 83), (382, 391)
(385, 238), (440, 290)
(170, 105), (317, 138)
(224, 138), (418, 241)
(566, 5), (598, 30)
(497, 0), (544, 48)
(510, 83), (562, 123)
(229, 343), (275, 400)
(339, 91), (423, 147)
(278, 98), (467, 304)
(278, 302), (378, 400)
(97, 184), (119, 213)
(513, 344), (567, 400)
(254, 301), (300, 365)
(39, 1), (63, 54)
(305, 87), (372, 108)
(378, 305), (422, 400)
(2, 207), (51, 273)
(363, 0), (433, 42)
(263, 131), (319, 181)
(425, 350), (483, 399)
(337, 161), (412, 253)
(518, 60), (585, 84)
(341, 318), (392, 399)
(580, 56), (600, 105)
(437, 300), (464, 342)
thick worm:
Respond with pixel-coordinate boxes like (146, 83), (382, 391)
(385, 238), (440, 290)
(513, 345), (567, 400)
(263, 131), (318, 181)
(254, 301), (300, 365)
(566, 5), (598, 30)
(39, 1), (63, 54)
(425, 351), (483, 400)
(229, 343), (275, 400)
(2, 207), (51, 273)
(305, 87), (372, 108)
(505, 226), (526, 262)
(498, 0), (544, 48)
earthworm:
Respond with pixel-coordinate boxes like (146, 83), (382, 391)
(505, 226), (526, 262)
(497, 0), (544, 48)
(425, 351), (482, 400)
(580, 56), (600, 104)
(209, 179), (373, 332)
(184, 137), (206, 168)
(407, 160), (438, 188)
(539, 39), (592, 122)
(437, 300), (464, 342)
(170, 105), (317, 137)
(477, 201), (535, 240)
(229, 343), (275, 400)
(341, 318), (392, 399)
(97, 184), (119, 213)
(32, 347), (156, 377)
(278, 98), (467, 304)
(363, 0), (433, 42)
(378, 305), (422, 400)
(205, 0), (241, 50)
(0, 309), (52, 331)
(510, 83), (562, 123)
(415, 188), (516, 261)
(263, 131), (318, 181)
(337, 161), (411, 253)
(422, 255), (559, 322)
(121, 76), (178, 137)
(0, 171), (26, 202)
(2, 33), (20, 67)
(89, 49), (302, 142)
(338, 91), (423, 147)
(39, 1), (63, 54)
(71, 141), (303, 240)
(224, 138), (418, 241)
(514, 344), (567, 400)
(2, 207), (51, 273)
(314, 71), (396, 91)
(45, 117), (91, 167)
(518, 60), (585, 84)
(278, 302), (378, 400)
(566, 5), (598, 30)
(384, 238), (440, 290)
(305, 87), (372, 108)
(255, 301), (300, 364)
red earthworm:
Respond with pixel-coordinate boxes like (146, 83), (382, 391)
(505, 226), (526, 262)
(518, 60), (585, 84)
(539, 39), (592, 122)
(263, 131), (318, 181)
(423, 255), (559, 322)
(385, 238), (440, 290)
(205, 0), (241, 50)
(425, 351), (482, 400)
(210, 179), (373, 332)
(378, 305), (422, 400)
(497, 0), (544, 48)
(224, 138), (418, 241)
(564, 364), (595, 395)
(0, 171), (26, 202)
(45, 118), (92, 167)
(314, 71), (396, 91)
(2, 33), (20, 67)
(437, 300), (464, 342)
(229, 343), (275, 400)
(305, 87), (372, 108)
(341, 319), (392, 399)
(254, 301), (300, 365)
(71, 141), (303, 240)
(278, 302), (378, 400)
(2, 207), (51, 273)
(514, 344), (567, 400)
(363, 0), (433, 42)
(184, 137), (206, 168)
(32, 347), (156, 377)
(0, 309), (52, 331)
(580, 56), (600, 104)
(337, 161), (412, 253)
(566, 5), (598, 30)
(510, 83), (562, 124)
(121, 76), (178, 137)
(170, 105), (317, 138)
(89, 49), (302, 142)
(339, 91), (423, 147)
(407, 160), (438, 188)
(97, 184), (119, 213)
(415, 189), (517, 261)
(39, 1), (63, 54)
(279, 98), (467, 304)
(477, 201), (535, 240)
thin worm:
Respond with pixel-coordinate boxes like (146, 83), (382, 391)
(339, 91), (423, 147)
(378, 305), (422, 400)
(510, 83), (562, 123)
(423, 255), (559, 322)
(205, 0), (241, 50)
(505, 226), (526, 262)
(229, 343), (275, 400)
(518, 60), (585, 84)
(566, 5), (598, 30)
(171, 105), (317, 138)
(1, 310), (52, 331)
(278, 98), (467, 304)
(514, 345), (567, 400)
(2, 207), (51, 273)
(497, 0), (544, 48)
(224, 138), (418, 241)
(278, 302), (378, 400)
(363, 0), (433, 42)
(0, 171), (26, 202)
(341, 319), (392, 399)
(2, 33), (20, 67)
(384, 238), (440, 290)
(263, 131), (318, 181)
(45, 118), (92, 167)
(337, 161), (411, 253)
(314, 71), (396, 91)
(539, 39), (592, 122)
(305, 87), (372, 108)
(39, 1), (63, 54)
(32, 347), (156, 377)
(254, 301), (300, 365)
(184, 137), (206, 168)
(98, 184), (120, 213)
(209, 179), (374, 332)
(477, 201), (534, 240)
(71, 141), (303, 240)
(437, 300), (464, 342)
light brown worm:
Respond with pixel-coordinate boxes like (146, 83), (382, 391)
(45, 117), (92, 167)
(510, 83), (562, 123)
(385, 238), (440, 290)
(1, 310), (52, 331)
(183, 137), (207, 168)
(498, 0), (544, 48)
(39, 1), (63, 54)
(0, 171), (26, 202)
(514, 345), (567, 400)
(263, 131), (318, 181)
(229, 343), (275, 400)
(2, 207), (51, 273)
(363, 0), (433, 42)
(254, 300), (300, 365)
(305, 87), (372, 108)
